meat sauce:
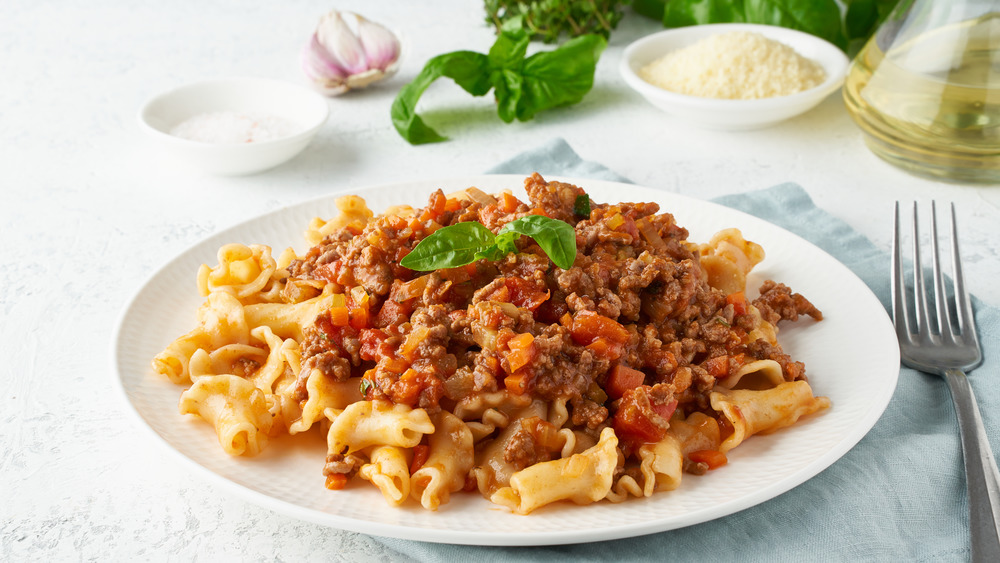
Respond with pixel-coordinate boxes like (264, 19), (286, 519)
(288, 173), (821, 458)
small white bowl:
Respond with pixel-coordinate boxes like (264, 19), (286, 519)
(138, 77), (329, 175)
(620, 24), (849, 131)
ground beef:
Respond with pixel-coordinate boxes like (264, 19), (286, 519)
(289, 175), (821, 463)
(503, 427), (545, 470)
(753, 280), (823, 325)
(523, 172), (586, 223)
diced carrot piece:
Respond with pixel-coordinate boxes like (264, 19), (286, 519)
(500, 192), (520, 213)
(382, 357), (409, 374)
(504, 333), (536, 372)
(504, 372), (530, 394)
(325, 473), (348, 490)
(329, 307), (350, 327)
(349, 307), (369, 330)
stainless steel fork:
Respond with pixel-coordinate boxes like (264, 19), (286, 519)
(892, 201), (1000, 562)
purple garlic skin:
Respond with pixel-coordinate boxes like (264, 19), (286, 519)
(302, 11), (401, 96)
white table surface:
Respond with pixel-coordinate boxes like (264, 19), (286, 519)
(3, 1), (998, 560)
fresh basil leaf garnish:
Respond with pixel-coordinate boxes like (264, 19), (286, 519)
(401, 214), (577, 271)
(400, 222), (498, 271)
(498, 215), (577, 270)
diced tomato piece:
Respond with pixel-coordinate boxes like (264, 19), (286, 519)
(314, 311), (357, 348)
(570, 311), (630, 345)
(727, 291), (748, 316)
(620, 216), (640, 240)
(703, 355), (730, 378)
(651, 399), (678, 421)
(375, 297), (413, 328)
(613, 402), (662, 444)
(410, 444), (430, 473)
(612, 387), (672, 445)
(688, 449), (728, 470)
(313, 260), (343, 284)
(571, 311), (630, 360)
(359, 329), (392, 362)
(504, 277), (550, 311)
(605, 364), (646, 400)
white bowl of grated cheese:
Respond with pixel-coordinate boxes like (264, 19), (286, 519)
(620, 24), (849, 131)
(139, 77), (329, 175)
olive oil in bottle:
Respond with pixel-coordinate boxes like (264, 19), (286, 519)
(844, 12), (1000, 184)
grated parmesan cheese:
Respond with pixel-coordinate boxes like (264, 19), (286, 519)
(639, 31), (826, 100)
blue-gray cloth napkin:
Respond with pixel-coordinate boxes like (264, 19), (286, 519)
(374, 138), (998, 562)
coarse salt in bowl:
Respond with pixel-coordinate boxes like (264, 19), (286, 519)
(138, 77), (329, 175)
(620, 24), (850, 131)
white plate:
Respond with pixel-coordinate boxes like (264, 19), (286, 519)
(111, 175), (899, 546)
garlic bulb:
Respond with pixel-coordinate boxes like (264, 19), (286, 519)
(302, 11), (401, 96)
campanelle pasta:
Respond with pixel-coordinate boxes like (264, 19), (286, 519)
(154, 174), (829, 514)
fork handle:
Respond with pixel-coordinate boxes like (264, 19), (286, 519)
(945, 368), (1000, 563)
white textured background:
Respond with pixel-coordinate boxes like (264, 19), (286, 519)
(3, 0), (998, 560)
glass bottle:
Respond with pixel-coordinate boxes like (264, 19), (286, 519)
(843, 0), (1000, 184)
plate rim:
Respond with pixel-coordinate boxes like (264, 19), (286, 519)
(111, 174), (900, 546)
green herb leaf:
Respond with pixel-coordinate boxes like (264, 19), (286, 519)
(844, 0), (900, 53)
(401, 222), (499, 270)
(574, 194), (591, 217)
(662, 0), (849, 51)
(484, 0), (628, 43)
(514, 33), (606, 121)
(391, 30), (604, 144)
(401, 215), (577, 271)
(359, 379), (373, 396)
(498, 215), (577, 269)
(390, 51), (492, 145)
(494, 231), (520, 255)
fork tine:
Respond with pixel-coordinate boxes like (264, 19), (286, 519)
(950, 203), (978, 340)
(930, 201), (952, 340)
(891, 202), (911, 342)
(911, 202), (932, 338)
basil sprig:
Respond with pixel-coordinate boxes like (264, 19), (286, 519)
(391, 29), (606, 145)
(400, 215), (577, 271)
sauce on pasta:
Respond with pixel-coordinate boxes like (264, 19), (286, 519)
(154, 174), (829, 514)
